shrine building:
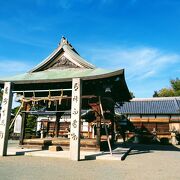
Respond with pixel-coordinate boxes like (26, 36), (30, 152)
(0, 37), (131, 159)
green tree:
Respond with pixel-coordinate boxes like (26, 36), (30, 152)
(130, 91), (135, 98)
(25, 115), (37, 138)
(153, 78), (180, 97)
(12, 106), (21, 115)
(153, 91), (159, 97)
(0, 89), (3, 104)
(170, 78), (180, 96)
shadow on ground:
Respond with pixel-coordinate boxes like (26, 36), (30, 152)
(84, 142), (180, 161)
(114, 142), (180, 152)
(8, 149), (43, 156)
(114, 142), (180, 160)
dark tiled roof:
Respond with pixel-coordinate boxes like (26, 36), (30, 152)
(176, 99), (180, 109)
(116, 97), (180, 115)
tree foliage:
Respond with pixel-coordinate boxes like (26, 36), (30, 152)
(130, 91), (135, 98)
(11, 106), (37, 138)
(25, 115), (37, 138)
(12, 106), (21, 115)
(0, 89), (3, 104)
(153, 78), (180, 97)
(170, 78), (180, 96)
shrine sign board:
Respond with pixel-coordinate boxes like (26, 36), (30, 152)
(0, 82), (13, 156)
(70, 78), (82, 161)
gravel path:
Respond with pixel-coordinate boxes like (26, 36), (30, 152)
(0, 145), (180, 180)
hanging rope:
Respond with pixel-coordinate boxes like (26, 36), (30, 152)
(19, 90), (67, 104)
(9, 101), (24, 130)
(32, 91), (36, 107)
(59, 89), (63, 105)
(99, 96), (113, 156)
(48, 90), (51, 108)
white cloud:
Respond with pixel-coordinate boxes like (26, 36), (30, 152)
(82, 45), (180, 97)
(138, 70), (155, 80)
(0, 60), (33, 77)
(86, 46), (180, 81)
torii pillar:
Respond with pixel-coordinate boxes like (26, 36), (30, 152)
(0, 82), (13, 156)
(70, 78), (82, 161)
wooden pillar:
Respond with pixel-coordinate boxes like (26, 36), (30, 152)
(111, 117), (115, 145)
(70, 78), (82, 161)
(92, 124), (95, 138)
(88, 123), (90, 138)
(89, 103), (102, 148)
(114, 119), (117, 141)
(96, 115), (101, 148)
(0, 82), (13, 156)
(19, 112), (27, 145)
(55, 113), (60, 138)
(46, 120), (50, 137)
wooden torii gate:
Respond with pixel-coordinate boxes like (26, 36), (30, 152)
(0, 79), (112, 161)
(0, 79), (82, 160)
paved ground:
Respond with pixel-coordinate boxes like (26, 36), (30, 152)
(0, 141), (179, 180)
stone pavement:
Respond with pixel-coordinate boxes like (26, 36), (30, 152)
(7, 140), (133, 160)
(7, 146), (127, 161)
(7, 140), (180, 161)
(1, 141), (179, 180)
(1, 144), (180, 180)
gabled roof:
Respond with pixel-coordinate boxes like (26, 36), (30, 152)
(0, 37), (126, 84)
(116, 97), (180, 115)
(30, 37), (95, 72)
(0, 68), (124, 83)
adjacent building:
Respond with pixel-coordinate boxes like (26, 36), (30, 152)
(117, 97), (180, 139)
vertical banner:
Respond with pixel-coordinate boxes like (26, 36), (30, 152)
(70, 78), (82, 161)
(14, 115), (22, 134)
(0, 82), (13, 156)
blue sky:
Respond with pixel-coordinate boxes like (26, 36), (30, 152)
(0, 0), (180, 98)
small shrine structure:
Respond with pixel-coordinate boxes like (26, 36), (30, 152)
(0, 37), (131, 160)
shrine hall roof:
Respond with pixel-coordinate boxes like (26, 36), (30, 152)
(29, 36), (95, 72)
(0, 37), (127, 84)
(0, 37), (132, 101)
(0, 68), (124, 84)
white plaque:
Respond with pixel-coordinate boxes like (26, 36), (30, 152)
(0, 82), (13, 156)
(14, 114), (22, 133)
(70, 78), (82, 161)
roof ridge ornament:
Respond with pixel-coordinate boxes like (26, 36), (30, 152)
(59, 36), (72, 47)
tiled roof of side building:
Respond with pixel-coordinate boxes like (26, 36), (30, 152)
(116, 97), (180, 115)
(176, 99), (180, 109)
